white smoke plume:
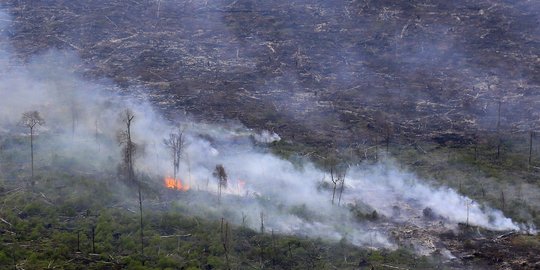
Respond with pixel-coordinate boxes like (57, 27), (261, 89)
(0, 9), (531, 253)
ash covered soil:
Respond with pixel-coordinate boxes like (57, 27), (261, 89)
(4, 0), (540, 145)
(2, 0), (540, 269)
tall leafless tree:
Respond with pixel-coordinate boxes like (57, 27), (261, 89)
(337, 166), (348, 206)
(117, 109), (144, 257)
(220, 218), (231, 270)
(325, 154), (338, 204)
(325, 151), (349, 205)
(260, 212), (265, 234)
(326, 154), (346, 205)
(330, 165), (339, 205)
(163, 128), (186, 184)
(20, 111), (45, 180)
(529, 130), (534, 166)
(118, 110), (136, 183)
(213, 164), (228, 204)
(497, 101), (501, 159)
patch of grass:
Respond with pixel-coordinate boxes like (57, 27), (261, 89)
(511, 235), (540, 248)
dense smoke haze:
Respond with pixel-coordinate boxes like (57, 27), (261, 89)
(4, 0), (538, 146)
(1, 7), (532, 255)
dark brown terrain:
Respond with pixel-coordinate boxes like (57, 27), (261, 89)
(2, 1), (540, 269)
(4, 0), (539, 147)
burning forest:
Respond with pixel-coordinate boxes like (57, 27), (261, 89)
(0, 1), (540, 269)
(164, 177), (190, 191)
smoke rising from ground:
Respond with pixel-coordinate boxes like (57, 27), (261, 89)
(0, 9), (531, 252)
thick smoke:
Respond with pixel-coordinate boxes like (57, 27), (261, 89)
(0, 9), (532, 253)
(346, 163), (518, 231)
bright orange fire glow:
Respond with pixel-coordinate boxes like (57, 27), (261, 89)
(164, 177), (190, 191)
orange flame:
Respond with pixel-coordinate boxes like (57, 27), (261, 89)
(164, 177), (190, 191)
(238, 180), (246, 190)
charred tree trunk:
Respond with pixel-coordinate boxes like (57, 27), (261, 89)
(386, 126), (390, 154)
(220, 218), (231, 270)
(330, 167), (337, 205)
(271, 229), (277, 267)
(241, 212), (247, 227)
(496, 101), (501, 160)
(260, 212), (265, 234)
(218, 184), (221, 205)
(91, 226), (96, 254)
(497, 139), (501, 160)
(138, 183), (144, 257)
(30, 126), (34, 180)
(374, 135), (379, 161)
(481, 184), (486, 198)
(529, 131), (534, 166)
(338, 177), (345, 206)
(501, 190), (505, 211)
(164, 129), (185, 187)
(121, 110), (144, 257)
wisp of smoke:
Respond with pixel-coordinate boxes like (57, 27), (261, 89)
(0, 10), (531, 252)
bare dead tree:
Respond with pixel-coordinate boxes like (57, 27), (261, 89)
(20, 111), (45, 181)
(326, 154), (348, 205)
(163, 128), (186, 184)
(500, 190), (505, 211)
(117, 109), (144, 257)
(220, 218), (231, 270)
(77, 230), (81, 252)
(336, 147), (354, 207)
(480, 183), (486, 198)
(260, 212), (265, 234)
(271, 229), (277, 266)
(325, 154), (339, 205)
(497, 100), (501, 131)
(330, 165), (338, 205)
(374, 134), (379, 161)
(118, 109), (136, 183)
(241, 212), (247, 227)
(471, 135), (478, 161)
(529, 130), (534, 166)
(384, 123), (394, 154)
(213, 164), (228, 204)
(337, 166), (348, 206)
(91, 225), (96, 254)
(496, 100), (502, 160)
(373, 111), (393, 157)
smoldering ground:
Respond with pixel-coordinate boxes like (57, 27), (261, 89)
(0, 7), (534, 254)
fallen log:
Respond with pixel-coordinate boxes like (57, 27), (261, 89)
(160, 234), (191, 238)
(496, 231), (516, 239)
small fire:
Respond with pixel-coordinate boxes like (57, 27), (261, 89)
(164, 177), (190, 191)
(238, 180), (246, 190)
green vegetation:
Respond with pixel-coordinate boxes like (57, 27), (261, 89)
(0, 135), (439, 269)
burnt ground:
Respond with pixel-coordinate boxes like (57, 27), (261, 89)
(2, 0), (540, 269)
(2, 0), (540, 148)
(374, 197), (540, 269)
(443, 227), (540, 270)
